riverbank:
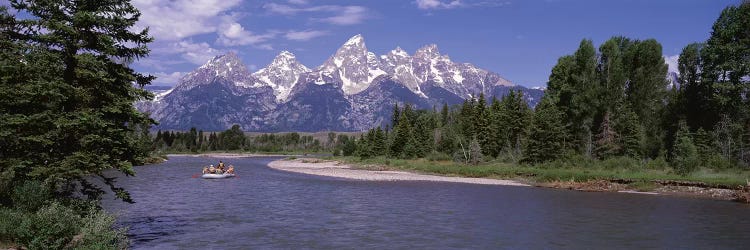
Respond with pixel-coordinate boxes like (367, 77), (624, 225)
(166, 152), (301, 158)
(268, 158), (529, 186)
(270, 157), (750, 202)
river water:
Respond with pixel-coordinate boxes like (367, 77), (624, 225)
(100, 156), (750, 249)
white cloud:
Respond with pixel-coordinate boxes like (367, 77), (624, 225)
(132, 0), (242, 41)
(149, 71), (187, 85)
(256, 44), (274, 50)
(664, 55), (679, 74)
(416, 0), (463, 10)
(167, 41), (224, 65)
(415, 0), (510, 10)
(264, 3), (369, 26)
(287, 0), (308, 5)
(216, 19), (279, 46)
(285, 30), (328, 41)
(315, 6), (367, 25)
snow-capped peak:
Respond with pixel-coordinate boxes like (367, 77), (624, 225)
(253, 50), (311, 102)
(313, 34), (383, 95)
(390, 46), (409, 58)
(174, 51), (264, 91)
(415, 44), (440, 58)
(200, 52), (241, 71)
(344, 34), (365, 46)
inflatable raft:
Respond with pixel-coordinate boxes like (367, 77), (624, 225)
(201, 173), (236, 179)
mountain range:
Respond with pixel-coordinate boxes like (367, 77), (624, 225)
(138, 34), (544, 132)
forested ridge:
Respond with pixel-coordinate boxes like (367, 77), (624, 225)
(347, 3), (750, 176)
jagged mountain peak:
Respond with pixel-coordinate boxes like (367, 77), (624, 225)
(173, 51), (263, 91)
(415, 44), (440, 57)
(253, 50), (311, 102)
(389, 46), (409, 57)
(278, 50), (294, 57)
(312, 34), (382, 95)
(344, 34), (365, 46)
(201, 52), (242, 69)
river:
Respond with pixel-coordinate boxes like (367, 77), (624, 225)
(100, 156), (750, 249)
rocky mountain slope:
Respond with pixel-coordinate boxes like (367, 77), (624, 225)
(139, 35), (544, 131)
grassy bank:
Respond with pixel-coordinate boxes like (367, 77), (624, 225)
(333, 156), (750, 190)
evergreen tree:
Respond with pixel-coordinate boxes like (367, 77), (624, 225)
(523, 98), (566, 163)
(613, 102), (643, 158)
(672, 122), (700, 175)
(391, 103), (400, 128)
(373, 127), (386, 156)
(504, 90), (532, 156)
(198, 130), (205, 151)
(440, 103), (449, 127)
(413, 116), (431, 157)
(487, 97), (505, 158)
(459, 98), (476, 139)
(475, 93), (492, 157)
(342, 137), (357, 156)
(0, 0), (154, 202)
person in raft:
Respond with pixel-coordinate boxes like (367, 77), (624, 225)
(218, 161), (226, 172)
(202, 166), (209, 174)
(226, 165), (235, 174)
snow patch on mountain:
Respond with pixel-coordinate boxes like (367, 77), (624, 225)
(252, 50), (311, 101)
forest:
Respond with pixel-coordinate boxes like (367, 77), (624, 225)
(346, 4), (750, 178)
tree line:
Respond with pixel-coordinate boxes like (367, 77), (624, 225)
(348, 3), (750, 174)
(152, 125), (351, 153)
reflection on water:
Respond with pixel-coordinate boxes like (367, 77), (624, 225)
(100, 156), (750, 249)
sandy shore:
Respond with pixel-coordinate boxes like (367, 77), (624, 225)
(167, 153), (296, 158)
(268, 159), (530, 186)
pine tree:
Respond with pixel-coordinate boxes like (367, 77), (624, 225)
(672, 121), (700, 175)
(198, 130), (205, 151)
(523, 98), (566, 163)
(613, 102), (643, 158)
(475, 93), (492, 157)
(504, 90), (532, 156)
(459, 98), (476, 139)
(391, 103), (401, 128)
(0, 0), (154, 202)
(440, 103), (449, 127)
(390, 106), (413, 157)
(487, 96), (505, 158)
(373, 127), (386, 156)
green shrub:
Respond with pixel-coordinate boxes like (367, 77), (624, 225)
(600, 156), (640, 169)
(426, 151), (451, 161)
(646, 156), (669, 170)
(0, 208), (22, 242)
(704, 154), (732, 170)
(12, 180), (52, 212)
(73, 210), (128, 249)
(17, 202), (81, 250)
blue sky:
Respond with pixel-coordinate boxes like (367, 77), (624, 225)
(124, 0), (740, 87)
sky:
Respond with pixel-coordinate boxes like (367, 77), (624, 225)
(9, 0), (741, 87)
